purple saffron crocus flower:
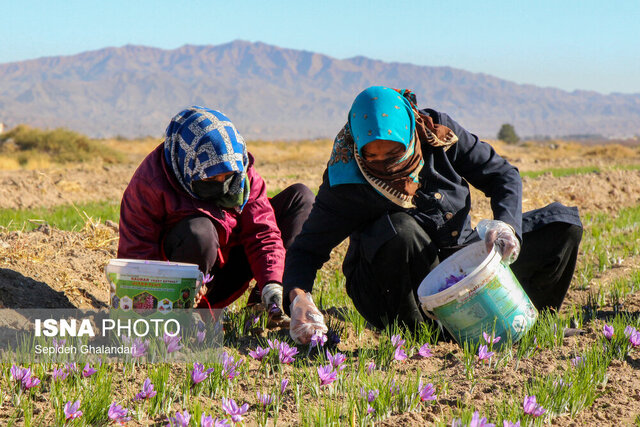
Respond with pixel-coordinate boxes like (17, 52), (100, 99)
(201, 413), (231, 427)
(468, 411), (494, 427)
(418, 343), (433, 357)
(191, 362), (214, 384)
(221, 352), (244, 380)
(326, 349), (346, 370)
(267, 339), (280, 350)
(197, 329), (206, 343)
(603, 324), (614, 341)
(367, 405), (375, 415)
(478, 345), (494, 362)
(66, 362), (78, 373)
(482, 332), (501, 345)
(135, 378), (157, 400)
(394, 346), (408, 362)
(167, 410), (191, 427)
(571, 356), (584, 367)
(64, 400), (83, 420)
(280, 378), (289, 394)
(10, 365), (30, 382)
(131, 338), (149, 358)
(310, 331), (328, 348)
(53, 367), (69, 381)
(221, 397), (249, 423)
(53, 338), (66, 348)
(389, 379), (400, 396)
(165, 335), (182, 354)
(503, 421), (521, 427)
(419, 381), (436, 401)
(523, 395), (545, 417)
(630, 330), (640, 347)
(317, 364), (338, 386)
(278, 342), (299, 364)
(257, 391), (274, 407)
(360, 388), (379, 402)
(249, 346), (270, 361)
(108, 402), (131, 424)
(367, 361), (376, 375)
(203, 273), (213, 284)
(21, 374), (41, 390)
(82, 363), (97, 378)
(390, 334), (405, 348)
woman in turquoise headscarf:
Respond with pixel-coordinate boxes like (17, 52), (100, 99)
(283, 86), (583, 344)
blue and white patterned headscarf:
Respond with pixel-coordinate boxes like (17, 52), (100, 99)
(163, 106), (250, 209)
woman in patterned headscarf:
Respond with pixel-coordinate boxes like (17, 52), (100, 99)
(118, 106), (315, 313)
(283, 86), (583, 344)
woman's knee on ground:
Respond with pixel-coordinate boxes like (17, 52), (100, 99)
(163, 216), (220, 265)
(382, 212), (436, 257)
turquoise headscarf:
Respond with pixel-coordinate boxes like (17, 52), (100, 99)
(327, 86), (423, 208)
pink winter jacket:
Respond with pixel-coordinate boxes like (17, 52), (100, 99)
(117, 144), (285, 288)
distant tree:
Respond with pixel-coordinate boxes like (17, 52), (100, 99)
(497, 123), (520, 144)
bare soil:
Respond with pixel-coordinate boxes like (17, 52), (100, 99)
(1, 140), (640, 425)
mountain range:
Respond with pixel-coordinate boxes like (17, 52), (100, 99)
(0, 40), (638, 140)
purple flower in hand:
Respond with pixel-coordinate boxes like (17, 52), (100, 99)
(419, 381), (436, 401)
(64, 400), (83, 421)
(326, 349), (346, 370)
(390, 334), (405, 348)
(310, 331), (328, 348)
(418, 343), (433, 357)
(108, 402), (131, 424)
(483, 332), (501, 345)
(478, 345), (494, 362)
(82, 363), (97, 378)
(317, 364), (337, 386)
(394, 346), (408, 362)
(280, 378), (289, 394)
(203, 273), (213, 284)
(249, 346), (270, 361)
(257, 391), (274, 407)
(135, 378), (157, 400)
(278, 342), (299, 364)
(167, 410), (190, 427)
(523, 395), (545, 417)
(221, 397), (249, 423)
(191, 362), (214, 384)
(603, 324), (614, 341)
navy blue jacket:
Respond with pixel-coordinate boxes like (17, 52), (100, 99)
(282, 109), (522, 308)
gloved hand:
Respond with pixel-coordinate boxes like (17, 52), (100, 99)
(476, 219), (520, 264)
(289, 292), (328, 344)
(261, 282), (284, 318)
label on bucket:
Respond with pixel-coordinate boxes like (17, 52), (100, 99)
(432, 264), (538, 344)
(108, 272), (198, 317)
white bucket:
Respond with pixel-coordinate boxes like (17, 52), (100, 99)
(417, 241), (537, 345)
(105, 259), (203, 315)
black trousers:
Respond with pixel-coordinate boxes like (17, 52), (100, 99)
(344, 208), (583, 330)
(162, 184), (315, 307)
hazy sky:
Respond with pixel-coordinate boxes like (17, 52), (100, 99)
(1, 0), (638, 94)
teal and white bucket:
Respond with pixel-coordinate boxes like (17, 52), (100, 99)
(417, 241), (538, 346)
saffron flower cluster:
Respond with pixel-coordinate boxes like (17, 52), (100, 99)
(523, 395), (546, 417)
(317, 364), (338, 386)
(163, 332), (183, 353)
(263, 339), (299, 364)
(221, 352), (244, 379)
(310, 331), (328, 348)
(108, 402), (131, 424)
(10, 365), (41, 390)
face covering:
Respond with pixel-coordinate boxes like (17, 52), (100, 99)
(192, 174), (234, 201)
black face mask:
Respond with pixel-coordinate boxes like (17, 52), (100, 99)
(192, 175), (234, 200)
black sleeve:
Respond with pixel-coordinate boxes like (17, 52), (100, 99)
(442, 112), (523, 240)
(282, 171), (386, 314)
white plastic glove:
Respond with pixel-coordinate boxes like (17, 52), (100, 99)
(289, 292), (328, 344)
(261, 282), (284, 317)
(476, 219), (521, 264)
